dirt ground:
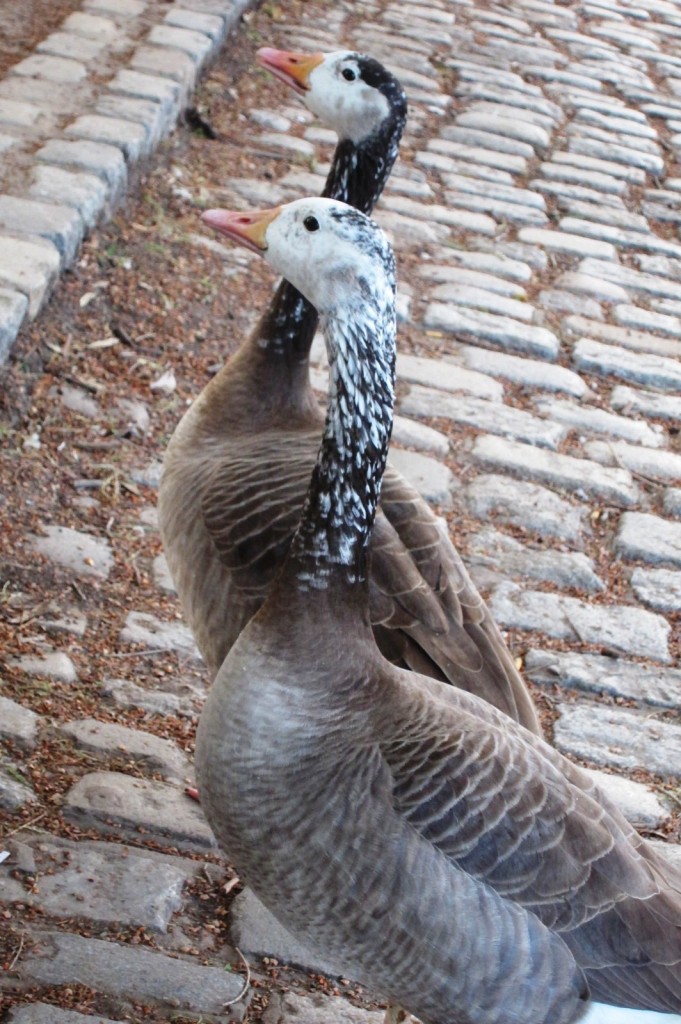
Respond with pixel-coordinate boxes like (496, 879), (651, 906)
(0, 0), (85, 79)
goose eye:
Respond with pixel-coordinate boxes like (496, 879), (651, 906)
(303, 216), (320, 232)
(342, 67), (357, 81)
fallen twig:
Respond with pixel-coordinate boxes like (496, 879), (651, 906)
(223, 947), (251, 1007)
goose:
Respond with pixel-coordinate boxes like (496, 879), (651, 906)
(159, 48), (541, 735)
(196, 197), (681, 1024)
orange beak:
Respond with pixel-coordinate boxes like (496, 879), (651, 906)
(202, 207), (282, 253)
(256, 47), (325, 93)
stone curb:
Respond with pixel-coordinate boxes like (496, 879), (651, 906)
(0, 0), (255, 363)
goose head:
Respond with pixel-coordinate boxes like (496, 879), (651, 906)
(203, 197), (396, 327)
(257, 47), (407, 147)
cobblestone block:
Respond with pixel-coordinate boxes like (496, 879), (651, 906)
(584, 769), (671, 830)
(0, 98), (43, 129)
(561, 218), (681, 257)
(29, 166), (107, 232)
(62, 12), (122, 42)
(631, 567), (681, 613)
(392, 414), (449, 457)
(0, 287), (28, 362)
(456, 110), (551, 152)
(538, 162), (626, 195)
(538, 287), (603, 320)
(10, 54), (87, 84)
(37, 32), (107, 62)
(18, 930), (243, 1011)
(517, 226), (617, 261)
(153, 552), (176, 592)
(431, 283), (535, 322)
(569, 136), (664, 175)
(524, 648), (681, 709)
(65, 115), (148, 161)
(64, 772), (216, 851)
(455, 344), (586, 396)
(425, 304), (559, 360)
(614, 304), (681, 336)
(96, 95), (166, 149)
(396, 352), (503, 401)
(555, 271), (629, 304)
(374, 210), (450, 247)
(165, 9), (226, 43)
(387, 448), (456, 507)
(443, 190), (548, 227)
(579, 257), (681, 301)
(231, 888), (340, 976)
(532, 179), (629, 209)
(0, 235), (60, 318)
(564, 314), (681, 359)
(120, 610), (200, 659)
(664, 489), (681, 519)
(263, 989), (384, 1024)
(108, 70), (182, 131)
(615, 511), (681, 567)
(148, 24), (213, 64)
(400, 385), (565, 448)
(7, 1003), (125, 1024)
(585, 438), (681, 481)
(0, 769), (36, 811)
(380, 193), (497, 235)
(424, 140), (528, 175)
(490, 581), (670, 661)
(0, 75), (90, 116)
(560, 201), (649, 232)
(9, 651), (78, 684)
(419, 263), (528, 299)
(30, 524), (114, 579)
(472, 434), (640, 506)
(0, 196), (83, 266)
(101, 677), (195, 717)
(573, 338), (681, 391)
(0, 696), (39, 750)
(36, 139), (127, 199)
(467, 527), (603, 592)
(84, 0), (146, 16)
(554, 703), (681, 778)
(533, 397), (664, 447)
(131, 46), (198, 94)
(440, 125), (535, 159)
(60, 719), (190, 781)
(463, 473), (585, 541)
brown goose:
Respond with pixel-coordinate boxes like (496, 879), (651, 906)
(159, 48), (541, 735)
(196, 198), (681, 1024)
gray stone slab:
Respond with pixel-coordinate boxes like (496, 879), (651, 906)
(0, 764), (36, 811)
(569, 136), (664, 175)
(37, 31), (106, 62)
(560, 219), (681, 258)
(231, 888), (340, 976)
(517, 226), (617, 261)
(107, 69), (182, 132)
(374, 209), (450, 247)
(585, 438), (681, 482)
(564, 315), (681, 359)
(419, 263), (529, 299)
(131, 45), (198, 94)
(439, 125), (535, 158)
(100, 677), (198, 717)
(631, 567), (681, 612)
(615, 512), (681, 567)
(392, 415), (449, 457)
(443, 191), (547, 227)
(579, 257), (681, 301)
(0, 696), (39, 750)
(7, 1004), (124, 1024)
(537, 161), (627, 195)
(9, 651), (77, 684)
(0, 287), (28, 362)
(431, 283), (535, 322)
(440, 173), (546, 211)
(10, 54), (87, 84)
(463, 473), (585, 541)
(36, 139), (126, 198)
(96, 95), (164, 150)
(489, 581), (670, 661)
(387, 448), (456, 507)
(554, 703), (681, 778)
(396, 353), (503, 401)
(165, 8), (225, 43)
(555, 270), (628, 303)
(400, 385), (565, 448)
(64, 771), (216, 851)
(0, 98), (44, 128)
(422, 141), (528, 175)
(65, 115), (148, 161)
(30, 524), (113, 579)
(60, 719), (189, 781)
(430, 246), (533, 283)
(0, 196), (83, 266)
(537, 288), (603, 321)
(524, 648), (681, 709)
(472, 434), (640, 506)
(85, 0), (145, 15)
(148, 24), (213, 63)
(454, 346), (587, 397)
(380, 193), (497, 235)
(425, 304), (559, 360)
(467, 527), (603, 592)
(615, 305), (681, 338)
(664, 489), (681, 519)
(120, 610), (200, 659)
(62, 11), (122, 40)
(584, 768), (671, 829)
(533, 397), (664, 447)
(0, 75), (91, 116)
(18, 930), (243, 1011)
(29, 165), (108, 232)
(263, 990), (384, 1024)
(573, 338), (681, 392)
(0, 235), (60, 318)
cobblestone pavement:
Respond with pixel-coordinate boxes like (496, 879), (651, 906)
(2, 0), (681, 1019)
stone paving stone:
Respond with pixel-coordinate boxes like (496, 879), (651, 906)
(579, 257), (681, 301)
(538, 162), (626, 195)
(455, 110), (551, 152)
(36, 139), (127, 200)
(120, 610), (200, 659)
(263, 990), (384, 1024)
(85, 0), (145, 16)
(37, 32), (107, 63)
(0, 235), (60, 318)
(538, 288), (603, 320)
(463, 473), (585, 541)
(430, 283), (535, 322)
(569, 136), (664, 175)
(584, 768), (671, 829)
(428, 247), (533, 283)
(467, 527), (603, 592)
(0, 196), (83, 267)
(392, 415), (449, 457)
(231, 888), (340, 976)
(614, 304), (681, 336)
(533, 397), (664, 447)
(423, 140), (528, 175)
(64, 771), (216, 851)
(440, 125), (536, 159)
(472, 434), (640, 506)
(29, 166), (108, 233)
(0, 765), (36, 811)
(108, 69), (182, 132)
(60, 719), (190, 781)
(664, 488), (681, 519)
(555, 270), (629, 303)
(517, 227), (617, 261)
(65, 115), (148, 162)
(400, 385), (565, 449)
(38, 608), (88, 638)
(524, 648), (681, 709)
(387, 448), (456, 507)
(453, 345), (588, 397)
(554, 703), (681, 779)
(561, 219), (681, 258)
(131, 46), (198, 95)
(585, 438), (681, 482)
(153, 551), (176, 592)
(443, 191), (548, 227)
(396, 353), (503, 400)
(440, 174), (546, 213)
(0, 98), (44, 129)
(100, 676), (199, 717)
(380, 193), (497, 235)
(7, 1004), (125, 1024)
(564, 314), (681, 359)
(63, 11), (122, 41)
(9, 651), (78, 684)
(147, 25), (213, 64)
(573, 338), (681, 391)
(489, 582), (670, 661)
(10, 54), (88, 84)
(30, 524), (114, 579)
(615, 511), (681, 567)
(0, 288), (28, 362)
(424, 304), (559, 360)
(630, 566), (681, 613)
(419, 264), (528, 299)
(561, 201), (649, 232)
(18, 930), (243, 1011)
(374, 209), (449, 247)
(0, 696), (39, 750)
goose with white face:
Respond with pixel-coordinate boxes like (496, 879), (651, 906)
(257, 48), (396, 146)
(202, 198), (395, 323)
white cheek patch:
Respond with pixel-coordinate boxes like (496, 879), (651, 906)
(305, 64), (391, 145)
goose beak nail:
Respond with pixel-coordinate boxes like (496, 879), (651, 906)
(202, 207), (281, 253)
(256, 47), (324, 93)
